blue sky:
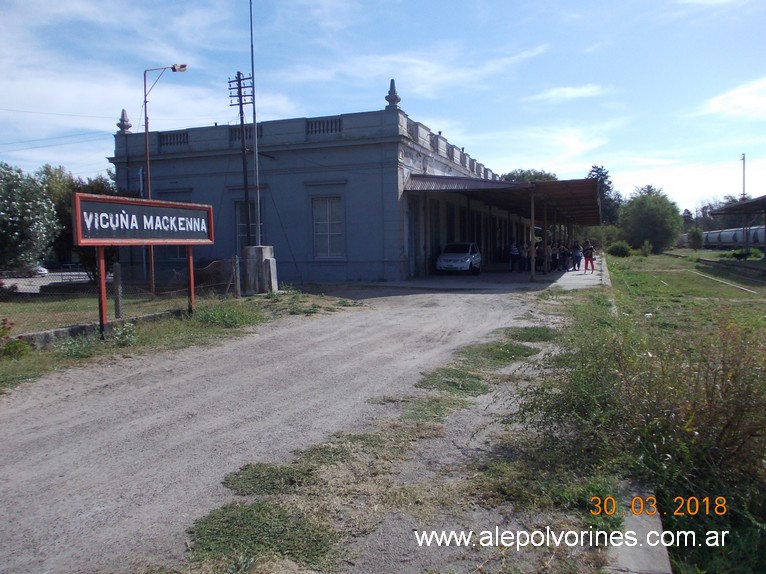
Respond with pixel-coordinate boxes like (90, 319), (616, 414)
(1, 0), (764, 213)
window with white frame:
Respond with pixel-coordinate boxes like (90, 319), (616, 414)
(312, 196), (344, 258)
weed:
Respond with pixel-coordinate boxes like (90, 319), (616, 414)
(111, 322), (136, 348)
(303, 303), (321, 315)
(55, 335), (101, 359)
(265, 290), (281, 302)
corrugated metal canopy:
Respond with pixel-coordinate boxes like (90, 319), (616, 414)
(710, 194), (766, 216)
(405, 175), (601, 226)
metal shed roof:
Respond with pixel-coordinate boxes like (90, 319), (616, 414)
(404, 175), (601, 226)
(710, 194), (766, 216)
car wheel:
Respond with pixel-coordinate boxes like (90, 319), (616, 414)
(470, 264), (481, 276)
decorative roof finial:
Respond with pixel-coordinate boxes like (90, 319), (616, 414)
(385, 79), (401, 110)
(117, 109), (132, 134)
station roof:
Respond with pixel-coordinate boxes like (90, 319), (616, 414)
(404, 175), (601, 226)
(710, 194), (766, 216)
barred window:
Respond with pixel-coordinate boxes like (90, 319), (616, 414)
(312, 197), (344, 258)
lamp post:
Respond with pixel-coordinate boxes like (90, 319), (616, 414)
(143, 64), (187, 294)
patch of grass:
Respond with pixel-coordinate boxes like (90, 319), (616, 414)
(190, 299), (266, 328)
(416, 366), (489, 397)
(0, 349), (63, 391)
(459, 340), (538, 370)
(296, 429), (415, 468)
(1, 293), (190, 335)
(294, 441), (355, 467)
(470, 436), (623, 531)
(223, 462), (316, 495)
(536, 286), (566, 300)
(557, 474), (623, 531)
(505, 325), (556, 343)
(187, 501), (339, 570)
(401, 395), (471, 422)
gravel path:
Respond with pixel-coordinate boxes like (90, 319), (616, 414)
(0, 287), (532, 573)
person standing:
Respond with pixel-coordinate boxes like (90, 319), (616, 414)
(520, 241), (529, 272)
(583, 240), (595, 273)
(510, 240), (520, 272)
(559, 242), (570, 272)
(572, 242), (583, 271)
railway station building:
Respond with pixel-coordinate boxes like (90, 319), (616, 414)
(110, 80), (600, 284)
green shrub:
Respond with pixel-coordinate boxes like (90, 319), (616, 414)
(1, 338), (30, 359)
(640, 240), (653, 257)
(729, 247), (764, 260)
(0, 318), (29, 359)
(606, 241), (632, 257)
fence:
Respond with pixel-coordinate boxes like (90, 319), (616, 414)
(0, 258), (241, 338)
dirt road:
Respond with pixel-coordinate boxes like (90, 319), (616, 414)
(0, 286), (535, 573)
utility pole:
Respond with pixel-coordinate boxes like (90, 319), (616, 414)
(742, 153), (749, 254)
(249, 0), (262, 246)
(229, 72), (254, 246)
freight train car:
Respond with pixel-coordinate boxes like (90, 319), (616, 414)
(682, 226), (766, 250)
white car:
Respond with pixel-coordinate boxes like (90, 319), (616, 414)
(435, 242), (482, 275)
(20, 264), (48, 277)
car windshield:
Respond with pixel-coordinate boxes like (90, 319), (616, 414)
(443, 244), (470, 254)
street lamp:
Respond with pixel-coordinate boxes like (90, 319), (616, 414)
(143, 64), (187, 294)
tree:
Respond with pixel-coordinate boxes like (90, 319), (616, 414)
(618, 185), (682, 253)
(501, 168), (558, 183)
(587, 165), (623, 225)
(37, 165), (77, 264)
(688, 227), (703, 250)
(682, 209), (695, 232)
(697, 195), (758, 231)
(37, 165), (118, 281)
(0, 163), (60, 270)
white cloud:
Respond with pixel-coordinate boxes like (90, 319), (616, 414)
(610, 157), (764, 211)
(700, 78), (766, 119)
(272, 43), (550, 101)
(523, 84), (608, 104)
(676, 0), (746, 5)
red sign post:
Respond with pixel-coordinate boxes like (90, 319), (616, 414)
(73, 193), (214, 335)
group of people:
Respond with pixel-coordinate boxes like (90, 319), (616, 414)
(509, 239), (595, 274)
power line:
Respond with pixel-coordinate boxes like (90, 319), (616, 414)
(0, 108), (115, 120)
(0, 135), (111, 153)
(0, 131), (110, 146)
